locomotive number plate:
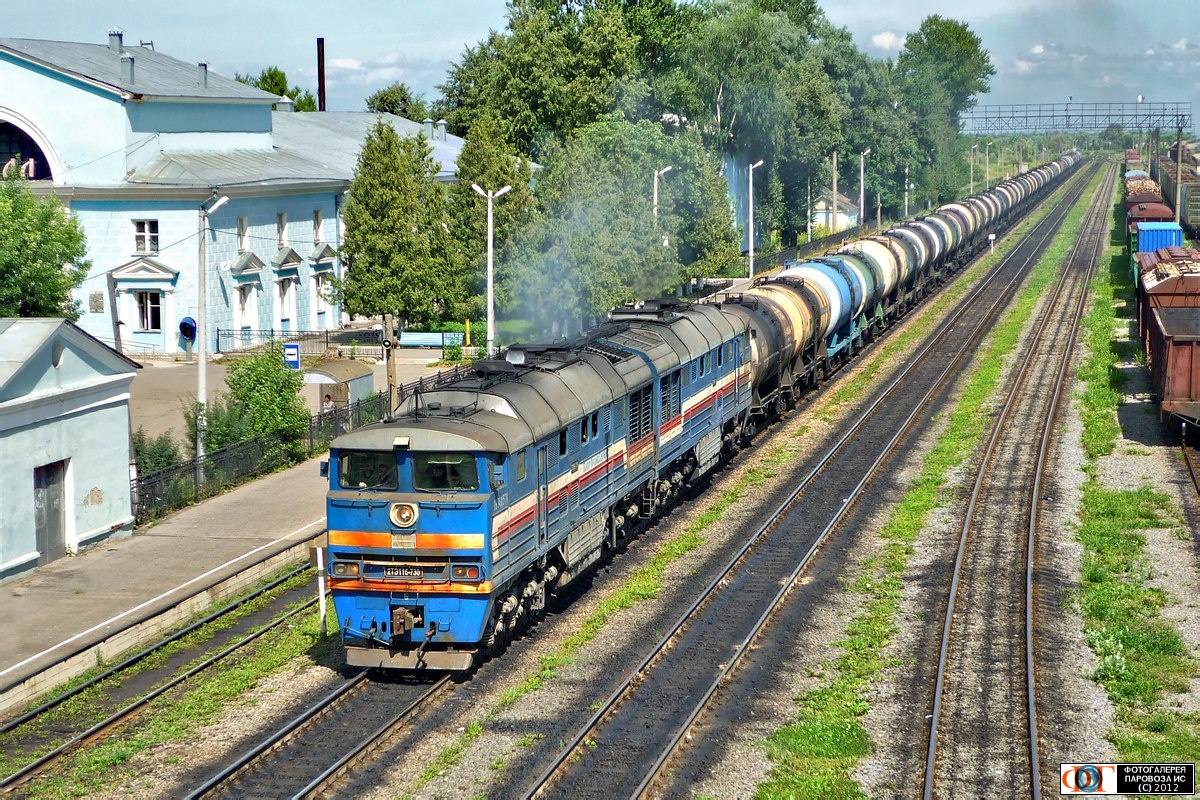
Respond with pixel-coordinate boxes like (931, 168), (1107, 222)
(384, 566), (423, 578)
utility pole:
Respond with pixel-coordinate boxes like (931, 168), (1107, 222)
(831, 150), (838, 232)
(904, 165), (909, 218)
(806, 178), (811, 241)
(748, 159), (764, 280)
(383, 313), (396, 417)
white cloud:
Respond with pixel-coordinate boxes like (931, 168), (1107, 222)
(1145, 48), (1156, 56)
(1013, 59), (1037, 75)
(1172, 38), (1189, 51)
(328, 57), (362, 71)
(869, 31), (905, 53)
(1030, 44), (1045, 55)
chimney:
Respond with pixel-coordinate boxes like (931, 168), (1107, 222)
(277, 96), (294, 112)
(198, 62), (209, 89)
(316, 37), (326, 112)
(108, 29), (123, 53)
(121, 53), (134, 83)
(423, 118), (434, 139)
(436, 119), (447, 141)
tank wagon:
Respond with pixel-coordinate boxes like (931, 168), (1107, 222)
(322, 151), (1081, 671)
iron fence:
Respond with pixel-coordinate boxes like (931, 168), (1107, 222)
(131, 360), (479, 524)
(215, 328), (384, 357)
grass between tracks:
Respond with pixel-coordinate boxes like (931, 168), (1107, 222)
(409, 179), (1090, 792)
(1074, 189), (1199, 762)
(754, 165), (1108, 798)
(6, 567), (335, 798)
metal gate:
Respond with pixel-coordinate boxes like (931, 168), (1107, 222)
(34, 459), (68, 565)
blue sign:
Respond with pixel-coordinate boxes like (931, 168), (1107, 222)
(283, 343), (301, 370)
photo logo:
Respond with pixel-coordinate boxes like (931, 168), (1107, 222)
(1061, 764), (1115, 794)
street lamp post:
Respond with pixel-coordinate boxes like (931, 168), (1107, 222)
(653, 165), (673, 221)
(471, 183), (511, 359)
(970, 143), (979, 193)
(859, 148), (871, 228)
(985, 141), (993, 189)
(196, 192), (228, 483)
(748, 159), (764, 280)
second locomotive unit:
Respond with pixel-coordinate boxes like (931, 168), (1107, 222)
(323, 151), (1081, 670)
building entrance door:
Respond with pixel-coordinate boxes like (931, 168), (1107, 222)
(34, 459), (68, 565)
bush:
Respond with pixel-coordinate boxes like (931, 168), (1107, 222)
(131, 427), (182, 473)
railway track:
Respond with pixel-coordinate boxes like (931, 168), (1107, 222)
(0, 563), (319, 793)
(922, 162), (1118, 799)
(185, 672), (449, 799)
(1183, 439), (1200, 498)
(517, 161), (1102, 799)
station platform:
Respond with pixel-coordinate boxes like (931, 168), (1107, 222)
(0, 455), (329, 716)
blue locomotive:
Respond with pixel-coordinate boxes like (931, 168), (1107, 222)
(323, 152), (1081, 670)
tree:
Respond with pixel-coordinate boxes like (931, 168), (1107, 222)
(235, 66), (318, 111)
(365, 82), (430, 121)
(501, 116), (736, 337)
(335, 121), (455, 327)
(437, 3), (646, 155)
(447, 115), (536, 323)
(0, 169), (89, 319)
(183, 343), (308, 454)
(898, 16), (994, 118)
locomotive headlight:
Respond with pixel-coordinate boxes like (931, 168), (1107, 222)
(390, 502), (418, 528)
(331, 562), (360, 577)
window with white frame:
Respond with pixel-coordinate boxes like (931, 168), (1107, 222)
(135, 290), (161, 330)
(237, 284), (256, 329)
(277, 212), (287, 247)
(313, 209), (323, 244)
(313, 273), (328, 314)
(237, 216), (249, 252)
(278, 277), (294, 322)
(133, 220), (159, 254)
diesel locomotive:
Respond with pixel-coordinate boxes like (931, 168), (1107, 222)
(323, 151), (1082, 670)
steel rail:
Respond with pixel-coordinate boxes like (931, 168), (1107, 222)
(291, 675), (451, 800)
(0, 595), (320, 792)
(184, 671), (372, 800)
(922, 162), (1116, 800)
(1183, 440), (1200, 498)
(523, 161), (1097, 800)
(0, 559), (315, 735)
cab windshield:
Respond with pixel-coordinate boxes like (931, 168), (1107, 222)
(412, 452), (478, 491)
(337, 450), (398, 490)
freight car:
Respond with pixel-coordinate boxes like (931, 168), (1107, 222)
(322, 151), (1081, 671)
(1133, 243), (1200, 430)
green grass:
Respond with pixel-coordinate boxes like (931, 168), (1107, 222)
(1073, 183), (1200, 763)
(755, 164), (1109, 798)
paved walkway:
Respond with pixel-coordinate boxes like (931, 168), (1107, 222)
(130, 351), (446, 440)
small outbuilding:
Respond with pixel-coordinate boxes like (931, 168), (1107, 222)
(303, 359), (375, 407)
(0, 318), (140, 583)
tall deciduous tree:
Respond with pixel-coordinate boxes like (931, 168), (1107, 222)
(0, 170), (89, 319)
(365, 82), (430, 121)
(336, 121), (455, 327)
(235, 66), (318, 111)
(898, 16), (994, 118)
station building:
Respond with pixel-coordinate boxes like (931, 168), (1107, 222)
(0, 31), (465, 358)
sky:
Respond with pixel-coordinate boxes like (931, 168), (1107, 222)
(5, 0), (1197, 131)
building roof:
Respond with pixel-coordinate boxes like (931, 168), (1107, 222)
(270, 112), (465, 182)
(0, 36), (278, 103)
(815, 189), (857, 209)
(123, 112), (467, 190)
(0, 318), (139, 399)
(127, 146), (344, 189)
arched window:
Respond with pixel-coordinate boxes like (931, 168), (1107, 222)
(0, 122), (52, 180)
